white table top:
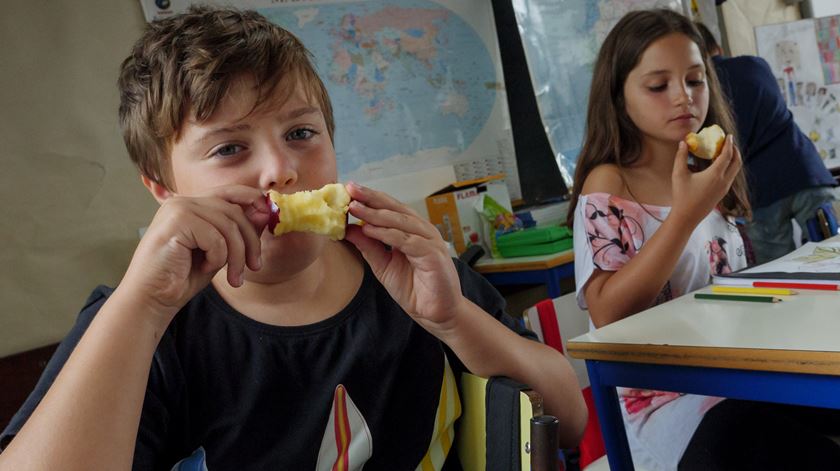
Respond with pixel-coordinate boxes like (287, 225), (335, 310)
(567, 286), (840, 375)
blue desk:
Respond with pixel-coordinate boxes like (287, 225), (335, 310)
(473, 250), (574, 298)
(567, 286), (840, 471)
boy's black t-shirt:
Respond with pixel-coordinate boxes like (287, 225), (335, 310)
(1, 258), (534, 470)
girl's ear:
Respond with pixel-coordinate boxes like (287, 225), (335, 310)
(141, 175), (175, 204)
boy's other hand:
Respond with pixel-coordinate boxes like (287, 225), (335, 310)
(343, 182), (465, 331)
(671, 136), (741, 226)
(120, 185), (268, 327)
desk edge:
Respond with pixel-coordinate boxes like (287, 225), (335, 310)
(474, 251), (574, 274)
(566, 341), (840, 376)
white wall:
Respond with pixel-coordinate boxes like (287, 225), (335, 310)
(721, 0), (801, 56)
(0, 2), (154, 357)
(810, 0), (840, 17)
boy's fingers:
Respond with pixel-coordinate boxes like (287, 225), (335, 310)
(187, 218), (229, 275)
(346, 182), (421, 218)
(360, 224), (441, 259)
(209, 185), (271, 212)
(343, 224), (391, 270)
(206, 185), (272, 234)
(196, 207), (249, 287)
(188, 197), (262, 276)
(349, 200), (438, 240)
(201, 188), (265, 271)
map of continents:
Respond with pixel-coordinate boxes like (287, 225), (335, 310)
(260, 1), (498, 181)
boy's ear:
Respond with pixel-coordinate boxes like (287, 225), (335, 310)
(141, 175), (175, 204)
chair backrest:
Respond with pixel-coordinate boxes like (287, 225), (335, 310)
(524, 293), (606, 470)
(523, 294), (590, 388)
(456, 373), (545, 470)
(806, 202), (839, 242)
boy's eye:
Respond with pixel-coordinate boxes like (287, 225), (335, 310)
(287, 128), (317, 141)
(212, 143), (244, 158)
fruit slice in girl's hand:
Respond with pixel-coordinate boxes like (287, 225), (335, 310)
(685, 124), (725, 160)
(267, 183), (350, 241)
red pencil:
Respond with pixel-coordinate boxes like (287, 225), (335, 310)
(753, 281), (840, 291)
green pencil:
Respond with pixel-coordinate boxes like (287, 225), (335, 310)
(694, 293), (781, 303)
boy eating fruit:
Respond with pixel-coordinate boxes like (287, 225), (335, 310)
(0, 6), (586, 470)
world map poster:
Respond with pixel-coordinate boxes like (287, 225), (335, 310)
(139, 0), (522, 199)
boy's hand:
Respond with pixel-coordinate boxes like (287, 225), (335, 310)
(671, 136), (741, 226)
(120, 185), (268, 327)
(343, 182), (464, 330)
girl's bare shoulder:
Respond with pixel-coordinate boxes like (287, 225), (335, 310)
(580, 164), (625, 196)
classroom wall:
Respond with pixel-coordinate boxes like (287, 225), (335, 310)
(721, 0), (801, 56)
(0, 2), (155, 357)
(810, 0), (840, 18)
(1, 1), (799, 359)
(0, 2), (459, 358)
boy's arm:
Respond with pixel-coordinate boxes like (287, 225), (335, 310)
(343, 183), (587, 448)
(0, 287), (108, 450)
(0, 186), (267, 471)
(439, 297), (588, 448)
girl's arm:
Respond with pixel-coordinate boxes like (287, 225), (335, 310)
(584, 139), (742, 327)
(343, 183), (587, 448)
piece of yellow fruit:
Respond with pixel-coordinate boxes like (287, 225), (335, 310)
(685, 124), (725, 160)
(267, 183), (350, 241)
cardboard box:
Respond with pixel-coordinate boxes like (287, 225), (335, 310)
(425, 174), (512, 255)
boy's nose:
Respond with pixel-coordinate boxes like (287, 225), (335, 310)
(260, 151), (298, 191)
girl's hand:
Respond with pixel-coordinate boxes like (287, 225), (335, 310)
(343, 182), (464, 330)
(119, 185), (269, 328)
(671, 135), (742, 225)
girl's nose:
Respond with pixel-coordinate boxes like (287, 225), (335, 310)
(675, 86), (693, 106)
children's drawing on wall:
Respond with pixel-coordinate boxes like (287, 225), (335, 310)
(804, 82), (817, 108)
(757, 18), (840, 169)
(775, 39), (801, 106)
(816, 15), (840, 85)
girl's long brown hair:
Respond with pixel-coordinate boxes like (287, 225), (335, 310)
(566, 9), (750, 225)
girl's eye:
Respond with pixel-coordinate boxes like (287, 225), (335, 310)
(287, 127), (317, 141)
(212, 143), (244, 158)
(688, 79), (706, 87)
(648, 84), (667, 92)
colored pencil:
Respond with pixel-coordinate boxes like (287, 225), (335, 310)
(753, 281), (840, 291)
(694, 293), (781, 303)
(711, 286), (796, 296)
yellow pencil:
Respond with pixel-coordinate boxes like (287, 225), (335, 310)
(711, 285), (797, 296)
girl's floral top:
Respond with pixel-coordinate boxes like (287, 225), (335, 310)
(572, 192), (746, 470)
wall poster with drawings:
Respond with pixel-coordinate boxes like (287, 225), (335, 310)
(756, 17), (840, 170)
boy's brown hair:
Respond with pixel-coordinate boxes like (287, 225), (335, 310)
(118, 6), (335, 190)
(567, 9), (750, 225)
